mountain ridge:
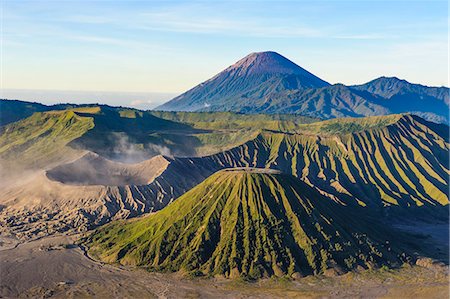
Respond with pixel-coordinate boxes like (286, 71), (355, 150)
(156, 52), (449, 123)
(1, 107), (448, 241)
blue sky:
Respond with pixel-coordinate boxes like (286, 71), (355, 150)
(1, 0), (448, 107)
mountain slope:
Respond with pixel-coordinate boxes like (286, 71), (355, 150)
(156, 51), (329, 111)
(86, 169), (410, 279)
(239, 84), (390, 118)
(141, 114), (449, 214)
(0, 99), (94, 126)
(0, 100), (50, 126)
(352, 77), (449, 123)
(156, 53), (449, 123)
(1, 112), (447, 241)
(0, 109), (95, 171)
(352, 77), (449, 102)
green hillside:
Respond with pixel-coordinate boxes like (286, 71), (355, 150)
(0, 109), (95, 169)
(85, 169), (411, 279)
(0, 105), (321, 169)
(297, 114), (403, 135)
(149, 111), (318, 129)
(2, 106), (447, 213)
(146, 114), (448, 216)
(0, 99), (98, 126)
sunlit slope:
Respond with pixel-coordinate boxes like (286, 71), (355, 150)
(149, 111), (318, 129)
(3, 106), (311, 168)
(156, 51), (329, 112)
(265, 114), (450, 207)
(158, 114), (449, 211)
(0, 109), (95, 170)
(86, 170), (409, 279)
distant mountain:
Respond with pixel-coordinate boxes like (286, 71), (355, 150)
(156, 51), (330, 111)
(85, 169), (411, 278)
(156, 52), (449, 123)
(351, 77), (449, 123)
(233, 84), (390, 118)
(352, 76), (449, 101)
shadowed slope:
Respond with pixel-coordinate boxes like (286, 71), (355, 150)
(220, 84), (390, 118)
(86, 169), (410, 279)
(352, 77), (449, 123)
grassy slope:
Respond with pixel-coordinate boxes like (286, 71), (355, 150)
(163, 114), (448, 212)
(0, 109), (95, 170)
(86, 170), (410, 279)
(149, 111), (318, 126)
(0, 99), (100, 126)
(280, 115), (448, 208)
(1, 107), (321, 168)
(298, 114), (403, 135)
(1, 107), (448, 211)
(149, 111), (320, 155)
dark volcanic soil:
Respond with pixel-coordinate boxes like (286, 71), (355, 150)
(46, 152), (169, 186)
(0, 232), (448, 299)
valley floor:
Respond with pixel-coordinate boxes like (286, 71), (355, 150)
(1, 229), (448, 299)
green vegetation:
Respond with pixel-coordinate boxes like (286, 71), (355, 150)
(0, 106), (319, 168)
(297, 114), (404, 135)
(148, 111), (320, 154)
(85, 169), (410, 279)
(149, 111), (318, 129)
(0, 110), (94, 169)
(1, 104), (448, 212)
(158, 113), (448, 212)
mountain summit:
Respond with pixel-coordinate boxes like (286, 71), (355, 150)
(156, 52), (449, 123)
(223, 51), (327, 79)
(156, 51), (329, 111)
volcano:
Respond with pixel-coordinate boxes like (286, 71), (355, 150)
(156, 51), (329, 112)
(85, 169), (410, 279)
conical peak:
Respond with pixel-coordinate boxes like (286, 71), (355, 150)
(226, 51), (309, 76)
(86, 167), (410, 278)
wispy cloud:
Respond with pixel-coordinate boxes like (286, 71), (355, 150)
(3, 0), (447, 91)
(136, 11), (322, 38)
(130, 99), (154, 106)
(66, 15), (113, 24)
(333, 34), (396, 40)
